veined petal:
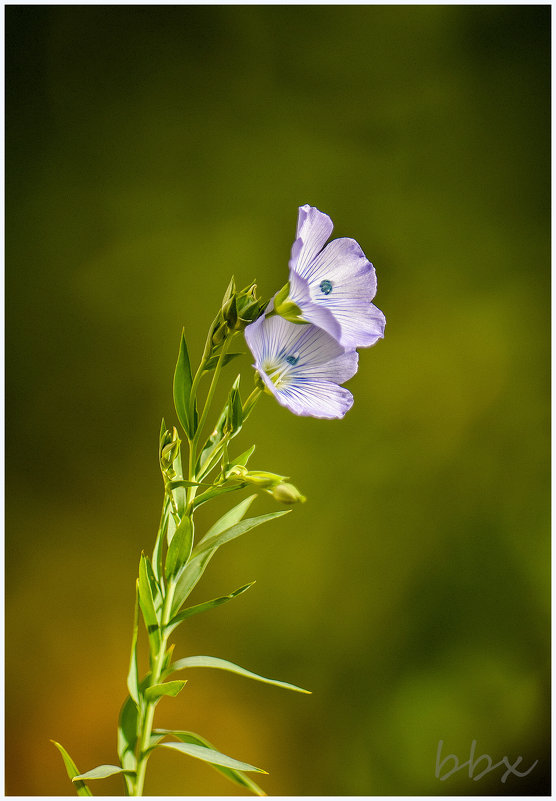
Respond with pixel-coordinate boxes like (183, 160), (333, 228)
(244, 314), (358, 419)
(274, 380), (354, 419)
(289, 235), (385, 349)
(287, 265), (341, 344)
(289, 205), (334, 278)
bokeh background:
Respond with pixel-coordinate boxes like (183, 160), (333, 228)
(6, 5), (550, 796)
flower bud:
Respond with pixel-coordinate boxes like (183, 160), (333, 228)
(222, 294), (238, 329)
(211, 318), (228, 346)
(215, 279), (268, 340)
(271, 482), (306, 504)
(160, 427), (180, 476)
(243, 470), (288, 488)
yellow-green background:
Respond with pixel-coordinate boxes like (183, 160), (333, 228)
(6, 5), (550, 796)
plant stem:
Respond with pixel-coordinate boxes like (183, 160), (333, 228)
(134, 330), (237, 793)
(194, 335), (233, 449)
(188, 315), (218, 429)
(186, 335), (234, 512)
(133, 581), (176, 796)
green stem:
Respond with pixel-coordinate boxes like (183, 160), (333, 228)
(183, 316), (220, 513)
(188, 315), (218, 430)
(133, 581), (176, 796)
(186, 335), (234, 512)
(194, 335), (233, 449)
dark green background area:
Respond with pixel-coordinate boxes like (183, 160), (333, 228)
(6, 5), (550, 796)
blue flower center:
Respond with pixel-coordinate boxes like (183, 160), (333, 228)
(319, 279), (333, 295)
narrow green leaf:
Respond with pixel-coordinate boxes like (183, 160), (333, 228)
(159, 418), (168, 454)
(126, 581), (140, 705)
(158, 741), (267, 773)
(203, 352), (243, 372)
(173, 329), (196, 438)
(165, 516), (193, 580)
(171, 550), (213, 616)
(192, 482), (245, 510)
(51, 741), (93, 796)
(153, 730), (266, 796)
(165, 582), (255, 636)
(73, 765), (133, 781)
(169, 655), (311, 694)
(145, 554), (163, 614)
(144, 680), (187, 702)
(117, 694), (140, 794)
(166, 509), (177, 549)
(166, 479), (210, 490)
(193, 510), (290, 558)
(149, 733), (166, 750)
(225, 383), (243, 436)
(201, 494), (257, 543)
(171, 496), (257, 615)
(138, 555), (160, 650)
(231, 444), (256, 469)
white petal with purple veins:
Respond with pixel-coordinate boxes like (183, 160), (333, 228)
(286, 205), (386, 349)
(289, 205), (334, 278)
(244, 314), (358, 420)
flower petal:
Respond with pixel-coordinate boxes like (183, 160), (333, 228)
(290, 236), (385, 349)
(289, 205), (334, 278)
(274, 380), (354, 419)
(244, 314), (358, 419)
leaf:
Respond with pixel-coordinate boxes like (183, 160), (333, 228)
(166, 479), (210, 490)
(171, 550), (214, 617)
(203, 352), (243, 372)
(195, 439), (229, 482)
(225, 383), (243, 436)
(192, 510), (290, 558)
(144, 680), (187, 702)
(165, 582), (255, 636)
(117, 694), (139, 794)
(171, 495), (257, 615)
(138, 555), (160, 650)
(230, 444), (256, 469)
(165, 516), (193, 580)
(145, 554), (163, 613)
(126, 581), (140, 705)
(169, 655), (311, 694)
(153, 730), (266, 796)
(158, 418), (168, 455)
(51, 740), (93, 796)
(173, 329), (196, 438)
(192, 482), (245, 510)
(158, 741), (267, 774)
(201, 494), (257, 543)
(73, 765), (133, 781)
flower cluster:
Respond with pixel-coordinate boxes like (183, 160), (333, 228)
(245, 204), (386, 419)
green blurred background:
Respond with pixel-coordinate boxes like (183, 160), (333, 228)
(6, 5), (550, 796)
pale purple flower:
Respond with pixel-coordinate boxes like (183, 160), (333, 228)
(283, 204), (386, 349)
(244, 311), (358, 419)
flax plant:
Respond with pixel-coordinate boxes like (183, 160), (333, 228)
(52, 205), (385, 795)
